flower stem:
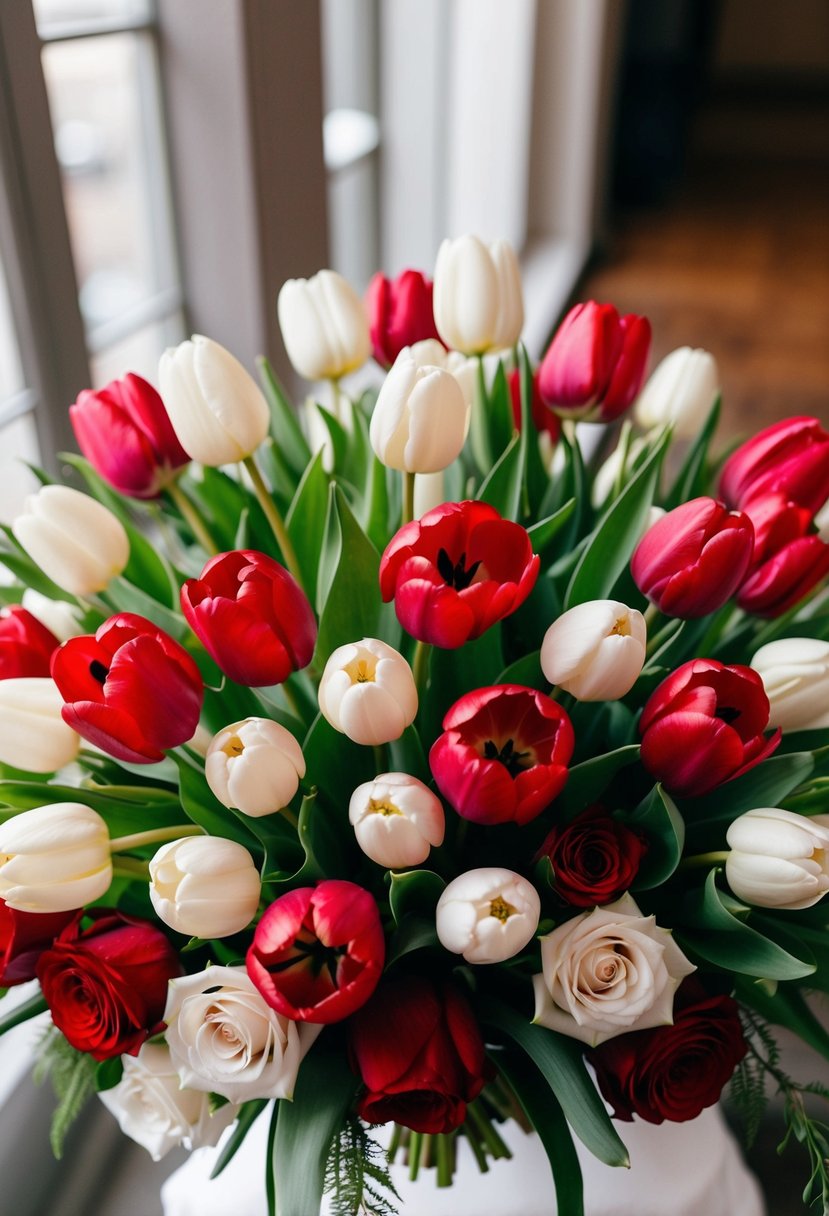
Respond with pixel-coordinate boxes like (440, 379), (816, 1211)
(679, 849), (729, 870)
(408, 1131), (423, 1180)
(372, 743), (388, 774)
(241, 453), (304, 590)
(412, 639), (432, 699)
(466, 1102), (512, 1159)
(112, 857), (150, 880)
(436, 1134), (454, 1187)
(280, 805), (300, 829)
(165, 479), (218, 555)
(109, 823), (204, 853)
(402, 470), (416, 526)
(387, 1124), (403, 1163)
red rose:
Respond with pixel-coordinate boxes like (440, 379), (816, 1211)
(349, 976), (487, 1134)
(366, 269), (443, 368)
(37, 911), (181, 1061)
(0, 899), (78, 986)
(538, 806), (647, 907)
(590, 984), (747, 1123)
(0, 606), (60, 680)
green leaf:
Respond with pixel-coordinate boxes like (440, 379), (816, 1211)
(211, 1100), (270, 1179)
(0, 530), (76, 600)
(526, 499), (576, 556)
(628, 784), (685, 889)
(388, 869), (445, 924)
(476, 430), (522, 521)
(385, 917), (440, 966)
(517, 344), (550, 518)
(683, 751), (815, 835)
(302, 713), (374, 808)
(286, 450), (329, 605)
(479, 997), (629, 1167)
(540, 426), (588, 548)
(0, 991), (47, 1036)
(94, 1056), (124, 1092)
(107, 575), (188, 640)
(314, 484), (381, 663)
(258, 356), (312, 478)
(488, 360), (517, 461)
(664, 396), (721, 509)
(387, 724), (429, 783)
(497, 650), (544, 688)
(174, 757), (261, 852)
(556, 746), (641, 820)
(362, 452), (391, 554)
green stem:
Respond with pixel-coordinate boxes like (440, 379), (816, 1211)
(462, 1123), (489, 1173)
(241, 454), (304, 590)
(280, 679), (304, 722)
(109, 823), (204, 853)
(279, 805), (299, 829)
(436, 1134), (454, 1187)
(643, 602), (661, 629)
(112, 857), (150, 880)
(408, 1131), (423, 1181)
(466, 1103), (512, 1160)
(166, 479), (218, 555)
(387, 1124), (403, 1164)
(372, 743), (388, 775)
(402, 470), (416, 526)
(412, 639), (432, 700)
(679, 849), (729, 870)
(329, 377), (343, 425)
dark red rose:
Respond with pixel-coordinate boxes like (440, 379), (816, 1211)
(0, 606), (60, 680)
(37, 910), (181, 1061)
(349, 976), (487, 1134)
(538, 806), (647, 907)
(590, 984), (747, 1124)
(0, 899), (78, 986)
(366, 269), (443, 368)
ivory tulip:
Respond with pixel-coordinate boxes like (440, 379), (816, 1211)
(541, 600), (647, 700)
(278, 269), (370, 381)
(750, 638), (829, 731)
(0, 802), (112, 912)
(369, 352), (469, 473)
(433, 235), (524, 355)
(349, 773), (444, 868)
(205, 717), (305, 817)
(13, 485), (129, 597)
(149, 836), (260, 939)
(634, 347), (719, 438)
(436, 868), (540, 964)
(318, 638), (417, 746)
(0, 677), (80, 773)
(726, 808), (829, 909)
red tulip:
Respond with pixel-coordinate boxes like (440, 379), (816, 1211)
(246, 880), (384, 1023)
(537, 301), (651, 423)
(631, 497), (755, 618)
(181, 550), (316, 686)
(720, 415), (829, 517)
(508, 367), (561, 441)
(366, 269), (443, 368)
(379, 501), (539, 649)
(537, 806), (647, 907)
(51, 612), (203, 764)
(639, 658), (780, 798)
(429, 684), (575, 825)
(734, 491), (829, 618)
(0, 605), (60, 679)
(0, 899), (78, 986)
(70, 373), (189, 499)
(349, 976), (487, 1134)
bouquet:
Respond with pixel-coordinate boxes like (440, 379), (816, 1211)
(1, 233), (829, 1216)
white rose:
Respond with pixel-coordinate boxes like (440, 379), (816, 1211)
(436, 867), (540, 964)
(348, 772), (445, 869)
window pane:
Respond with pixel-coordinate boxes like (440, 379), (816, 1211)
(33, 0), (151, 34)
(90, 312), (185, 389)
(0, 414), (41, 525)
(0, 257), (25, 403)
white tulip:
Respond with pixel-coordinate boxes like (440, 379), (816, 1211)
(149, 836), (260, 939)
(0, 677), (80, 773)
(159, 334), (270, 466)
(634, 347), (719, 439)
(726, 807), (829, 910)
(0, 802), (112, 912)
(369, 352), (469, 474)
(433, 235), (524, 355)
(205, 717), (305, 817)
(99, 1042), (236, 1161)
(750, 638), (829, 731)
(12, 485), (129, 597)
(406, 340), (478, 409)
(436, 867), (540, 964)
(540, 600), (647, 701)
(318, 638), (418, 746)
(349, 772), (444, 868)
(278, 269), (370, 381)
(21, 589), (83, 642)
(815, 498), (829, 543)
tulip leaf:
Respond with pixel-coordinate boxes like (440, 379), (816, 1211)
(362, 451), (391, 554)
(385, 917), (440, 966)
(476, 431), (522, 522)
(736, 976), (829, 1064)
(628, 783), (685, 889)
(564, 425), (670, 609)
(314, 484), (382, 663)
(388, 724), (429, 783)
(479, 997), (629, 1168)
(389, 868), (445, 925)
(497, 649), (544, 688)
(682, 751), (815, 839)
(94, 1056), (123, 1092)
(0, 529), (79, 601)
(107, 575), (188, 640)
(313, 402), (350, 473)
(302, 712), (374, 807)
(183, 467), (263, 554)
(286, 450), (329, 605)
(556, 745), (641, 820)
(488, 359), (517, 464)
(273, 1044), (358, 1216)
(518, 344), (550, 519)
(344, 396), (373, 490)
(526, 499), (576, 557)
(211, 1099), (270, 1179)
(174, 756), (262, 853)
(540, 424), (588, 547)
(420, 626), (505, 743)
(258, 356), (311, 478)
(664, 395), (722, 510)
(0, 990), (47, 1036)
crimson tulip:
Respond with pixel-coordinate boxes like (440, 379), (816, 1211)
(0, 605), (59, 679)
(639, 658), (780, 798)
(366, 269), (443, 368)
(70, 373), (189, 499)
(181, 550), (316, 686)
(720, 415), (829, 517)
(430, 684), (575, 825)
(537, 301), (651, 423)
(537, 806), (647, 907)
(379, 501), (539, 649)
(509, 367), (561, 441)
(631, 496), (754, 618)
(0, 899), (78, 986)
(37, 910), (181, 1061)
(51, 612), (203, 764)
(247, 880), (384, 1023)
(349, 976), (487, 1134)
(735, 491), (829, 618)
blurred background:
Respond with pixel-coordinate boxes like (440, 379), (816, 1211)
(0, 1), (827, 1211)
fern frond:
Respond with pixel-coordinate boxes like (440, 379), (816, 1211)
(324, 1119), (400, 1216)
(34, 1028), (98, 1159)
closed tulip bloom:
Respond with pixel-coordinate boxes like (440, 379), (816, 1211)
(436, 867), (540, 964)
(181, 550), (316, 688)
(278, 269), (370, 381)
(12, 485), (129, 597)
(318, 638), (417, 746)
(433, 235), (524, 355)
(737, 526), (829, 618)
(541, 600), (647, 701)
(725, 807), (829, 910)
(159, 335), (270, 466)
(750, 637), (829, 731)
(205, 717), (305, 817)
(633, 347), (719, 438)
(538, 301), (651, 423)
(52, 613), (203, 764)
(149, 836), (260, 939)
(349, 772), (445, 869)
(70, 373), (189, 499)
(0, 802), (112, 913)
(366, 269), (443, 368)
(369, 352), (469, 474)
(0, 678), (80, 773)
(405, 339), (478, 409)
(639, 658), (780, 798)
(720, 415), (829, 517)
(0, 605), (59, 679)
(631, 497), (754, 618)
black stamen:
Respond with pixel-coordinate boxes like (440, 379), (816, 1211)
(716, 706), (740, 724)
(436, 547), (482, 591)
(483, 737), (531, 778)
(89, 660), (109, 684)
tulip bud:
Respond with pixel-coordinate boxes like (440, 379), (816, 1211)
(318, 638), (417, 746)
(720, 415), (829, 517)
(433, 235), (524, 355)
(369, 352), (469, 474)
(278, 269), (370, 381)
(540, 600), (647, 700)
(21, 590), (82, 643)
(366, 269), (443, 368)
(0, 605), (59, 679)
(149, 836), (261, 939)
(12, 485), (129, 597)
(205, 717), (305, 817)
(0, 802), (112, 912)
(749, 638), (829, 731)
(0, 678), (80, 773)
(349, 772), (445, 868)
(633, 347), (719, 438)
(406, 339), (477, 409)
(436, 867), (540, 964)
(725, 807), (829, 910)
(159, 335), (270, 466)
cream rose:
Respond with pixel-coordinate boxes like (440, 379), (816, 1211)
(532, 894), (695, 1046)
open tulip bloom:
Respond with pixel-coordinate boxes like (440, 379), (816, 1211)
(1, 244), (829, 1215)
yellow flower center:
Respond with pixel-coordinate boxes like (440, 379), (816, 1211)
(222, 735), (245, 758)
(489, 895), (518, 923)
(344, 655), (377, 684)
(609, 616), (630, 637)
(368, 798), (403, 817)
